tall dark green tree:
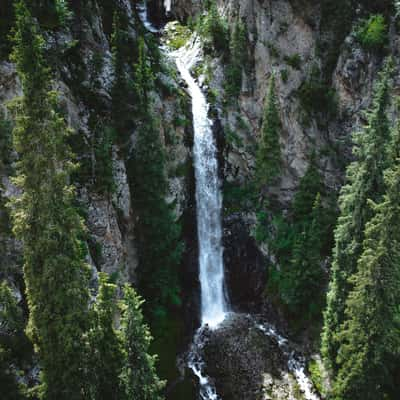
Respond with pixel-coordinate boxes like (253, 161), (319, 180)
(9, 2), (91, 398)
(111, 9), (131, 141)
(87, 273), (125, 400)
(129, 38), (183, 323)
(255, 75), (282, 187)
(321, 61), (392, 371)
(120, 285), (165, 400)
(333, 160), (400, 400)
(0, 282), (25, 400)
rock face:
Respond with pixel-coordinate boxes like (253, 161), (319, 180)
(0, 2), (194, 290)
(169, 0), (400, 319)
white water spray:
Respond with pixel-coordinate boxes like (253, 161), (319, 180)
(175, 39), (228, 328)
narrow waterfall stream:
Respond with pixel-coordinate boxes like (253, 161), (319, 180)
(174, 39), (228, 400)
(175, 40), (228, 328)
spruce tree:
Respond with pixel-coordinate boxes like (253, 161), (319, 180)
(255, 75), (282, 187)
(87, 273), (125, 400)
(321, 61), (392, 370)
(0, 282), (25, 400)
(333, 160), (400, 400)
(120, 285), (165, 400)
(111, 9), (130, 141)
(225, 21), (247, 98)
(10, 2), (91, 398)
(129, 38), (183, 323)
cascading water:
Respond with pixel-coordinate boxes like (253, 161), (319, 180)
(137, 4), (320, 398)
(174, 39), (228, 399)
(175, 39), (228, 329)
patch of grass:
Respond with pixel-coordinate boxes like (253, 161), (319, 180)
(165, 21), (192, 50)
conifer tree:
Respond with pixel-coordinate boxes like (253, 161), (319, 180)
(225, 21), (247, 98)
(0, 282), (25, 400)
(283, 194), (326, 315)
(255, 75), (282, 187)
(321, 61), (392, 371)
(87, 273), (125, 400)
(111, 9), (130, 141)
(129, 38), (183, 323)
(10, 2), (91, 398)
(120, 285), (165, 400)
(333, 160), (400, 400)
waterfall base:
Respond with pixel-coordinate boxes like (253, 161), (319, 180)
(187, 313), (320, 400)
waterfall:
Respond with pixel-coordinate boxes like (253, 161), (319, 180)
(164, 0), (172, 13)
(175, 39), (228, 328)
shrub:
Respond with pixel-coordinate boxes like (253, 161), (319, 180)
(355, 14), (388, 50)
(198, 2), (228, 54)
(284, 53), (301, 70)
(298, 65), (337, 119)
(280, 69), (289, 83)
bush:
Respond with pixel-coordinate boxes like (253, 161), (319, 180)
(284, 53), (301, 70)
(298, 65), (337, 119)
(198, 2), (228, 54)
(355, 14), (388, 50)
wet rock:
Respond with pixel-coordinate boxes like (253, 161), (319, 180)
(202, 314), (308, 400)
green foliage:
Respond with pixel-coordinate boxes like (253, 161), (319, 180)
(28, 0), (72, 29)
(284, 53), (302, 70)
(120, 285), (165, 400)
(164, 22), (192, 50)
(87, 273), (125, 400)
(263, 160), (336, 319)
(111, 9), (131, 141)
(224, 21), (247, 99)
(298, 65), (337, 120)
(223, 182), (257, 214)
(9, 2), (92, 398)
(355, 14), (388, 51)
(0, 111), (13, 170)
(280, 69), (289, 83)
(129, 39), (183, 324)
(308, 359), (327, 397)
(198, 1), (228, 54)
(321, 60), (392, 372)
(0, 0), (15, 58)
(0, 282), (26, 400)
(333, 160), (400, 400)
(255, 75), (282, 187)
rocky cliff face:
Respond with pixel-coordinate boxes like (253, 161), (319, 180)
(0, 0), (194, 302)
(165, 0), (400, 317)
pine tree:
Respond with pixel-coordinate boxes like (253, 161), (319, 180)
(255, 75), (282, 187)
(283, 194), (326, 315)
(333, 159), (400, 400)
(120, 285), (165, 400)
(129, 38), (183, 323)
(225, 21), (247, 98)
(9, 2), (91, 398)
(0, 282), (25, 400)
(321, 61), (392, 371)
(111, 9), (130, 141)
(87, 273), (125, 400)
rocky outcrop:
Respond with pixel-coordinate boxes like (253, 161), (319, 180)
(202, 314), (311, 400)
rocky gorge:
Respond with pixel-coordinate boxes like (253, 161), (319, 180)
(1, 1), (399, 399)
